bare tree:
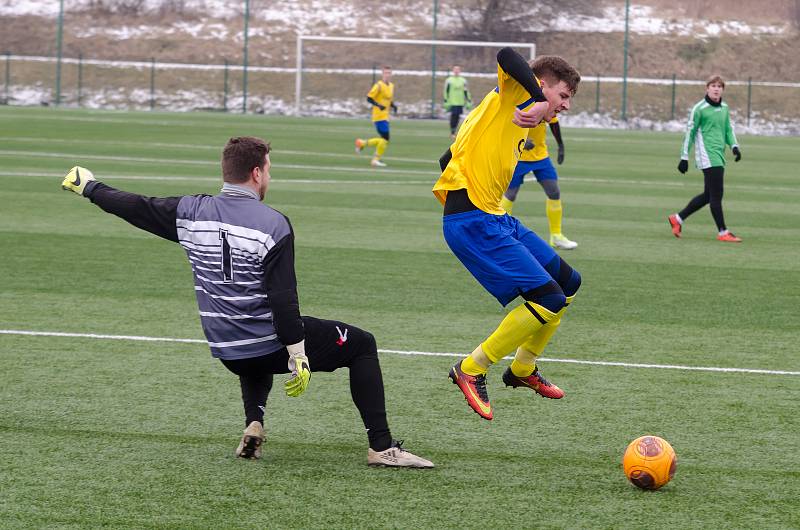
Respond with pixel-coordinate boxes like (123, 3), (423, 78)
(794, 0), (800, 28)
(85, 0), (147, 15)
(158, 0), (187, 15)
(455, 0), (603, 41)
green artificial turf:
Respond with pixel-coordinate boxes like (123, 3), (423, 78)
(1, 107), (798, 529)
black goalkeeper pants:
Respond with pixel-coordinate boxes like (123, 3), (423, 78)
(678, 166), (727, 231)
(219, 316), (392, 451)
(449, 105), (464, 134)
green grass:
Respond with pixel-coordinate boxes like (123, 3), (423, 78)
(1, 107), (799, 529)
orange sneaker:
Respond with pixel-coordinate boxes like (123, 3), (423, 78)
(355, 138), (366, 153)
(667, 214), (682, 238)
(448, 361), (493, 420)
(502, 366), (565, 399)
(717, 232), (742, 243)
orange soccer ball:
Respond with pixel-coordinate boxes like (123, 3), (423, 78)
(623, 435), (677, 490)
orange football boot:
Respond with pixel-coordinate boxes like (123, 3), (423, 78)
(667, 214), (682, 238)
(502, 366), (565, 399)
(449, 361), (493, 420)
(717, 232), (742, 243)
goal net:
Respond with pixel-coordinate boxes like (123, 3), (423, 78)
(294, 35), (536, 119)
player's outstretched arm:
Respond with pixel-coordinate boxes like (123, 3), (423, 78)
(61, 166), (181, 242)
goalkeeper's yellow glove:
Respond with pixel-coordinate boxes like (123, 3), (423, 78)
(61, 166), (95, 196)
(284, 341), (311, 397)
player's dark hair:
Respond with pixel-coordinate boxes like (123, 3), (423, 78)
(706, 75), (725, 88)
(529, 56), (581, 95)
(222, 136), (270, 183)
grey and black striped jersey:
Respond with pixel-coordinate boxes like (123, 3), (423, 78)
(85, 181), (303, 361)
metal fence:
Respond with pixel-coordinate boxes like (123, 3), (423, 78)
(3, 52), (799, 128)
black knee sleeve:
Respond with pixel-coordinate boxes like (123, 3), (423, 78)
(521, 280), (566, 315)
(539, 179), (561, 200)
(544, 257), (581, 298)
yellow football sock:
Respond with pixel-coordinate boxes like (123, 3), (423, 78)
(510, 357), (536, 378)
(460, 345), (491, 376)
(500, 196), (514, 215)
(546, 198), (563, 236)
(481, 302), (556, 363)
(366, 137), (381, 147)
(510, 295), (574, 377)
(375, 138), (388, 158)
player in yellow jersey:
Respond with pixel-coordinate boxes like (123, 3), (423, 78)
(500, 117), (578, 250)
(355, 66), (397, 167)
(433, 49), (581, 420)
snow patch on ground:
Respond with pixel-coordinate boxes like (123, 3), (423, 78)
(3, 84), (797, 136)
(1, 1), (789, 37)
(532, 5), (788, 36)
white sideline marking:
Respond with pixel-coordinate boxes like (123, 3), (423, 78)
(2, 329), (798, 376)
(1, 137), (436, 165)
(3, 168), (799, 194)
(0, 150), (436, 176)
(0, 170), (432, 186)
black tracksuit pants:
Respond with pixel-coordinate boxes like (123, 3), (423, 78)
(678, 166), (727, 231)
(449, 105), (464, 134)
(220, 316), (392, 451)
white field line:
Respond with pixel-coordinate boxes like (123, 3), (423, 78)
(0, 150), (436, 176)
(0, 137), (437, 165)
(6, 133), (798, 156)
(0, 113), (454, 139)
(2, 329), (798, 376)
(2, 168), (799, 195)
(0, 171), (429, 185)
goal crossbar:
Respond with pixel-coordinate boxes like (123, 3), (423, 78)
(294, 34), (536, 113)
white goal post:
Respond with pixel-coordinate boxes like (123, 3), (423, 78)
(294, 35), (536, 115)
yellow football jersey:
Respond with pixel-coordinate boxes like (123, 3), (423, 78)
(519, 117), (558, 162)
(367, 81), (394, 122)
(433, 65), (542, 214)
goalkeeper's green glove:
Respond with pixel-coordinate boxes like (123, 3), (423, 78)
(61, 166), (95, 196)
(284, 341), (311, 397)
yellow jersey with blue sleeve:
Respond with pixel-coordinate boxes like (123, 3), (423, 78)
(433, 65), (542, 215)
(519, 117), (558, 162)
(367, 81), (394, 122)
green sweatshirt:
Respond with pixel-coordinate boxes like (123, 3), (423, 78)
(443, 75), (471, 108)
(681, 96), (739, 169)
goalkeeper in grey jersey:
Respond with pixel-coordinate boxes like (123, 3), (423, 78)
(668, 75), (743, 243)
(61, 136), (432, 468)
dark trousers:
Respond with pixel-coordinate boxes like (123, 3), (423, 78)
(678, 166), (726, 231)
(449, 105), (464, 134)
(220, 316), (392, 451)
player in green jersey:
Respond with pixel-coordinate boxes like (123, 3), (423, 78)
(443, 65), (472, 139)
(668, 75), (743, 242)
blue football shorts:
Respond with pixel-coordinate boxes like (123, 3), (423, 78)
(509, 157), (558, 189)
(442, 209), (558, 306)
(374, 120), (390, 135)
